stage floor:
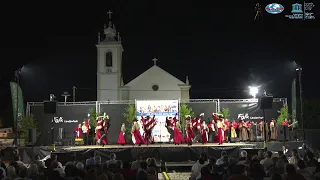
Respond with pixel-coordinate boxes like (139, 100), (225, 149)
(62, 142), (256, 151)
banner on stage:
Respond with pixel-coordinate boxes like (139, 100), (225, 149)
(136, 100), (179, 142)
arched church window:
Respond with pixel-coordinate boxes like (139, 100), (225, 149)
(152, 84), (159, 91)
(105, 52), (112, 67)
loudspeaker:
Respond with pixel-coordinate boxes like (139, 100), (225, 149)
(29, 128), (37, 144)
(44, 101), (57, 114)
(259, 96), (273, 109)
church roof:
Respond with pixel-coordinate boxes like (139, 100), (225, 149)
(125, 65), (186, 87)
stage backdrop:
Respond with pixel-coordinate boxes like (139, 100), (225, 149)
(30, 104), (96, 145)
(219, 101), (284, 122)
(185, 101), (218, 123)
(99, 104), (130, 144)
(136, 100), (179, 142)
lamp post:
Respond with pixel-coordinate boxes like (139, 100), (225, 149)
(296, 67), (304, 140)
(13, 68), (21, 146)
(61, 92), (70, 105)
(249, 86), (259, 98)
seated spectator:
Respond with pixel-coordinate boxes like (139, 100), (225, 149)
(146, 167), (157, 180)
(95, 156), (102, 165)
(250, 156), (265, 180)
(227, 164), (252, 180)
(136, 169), (148, 180)
(198, 166), (213, 180)
(271, 173), (283, 180)
(7, 166), (18, 179)
(191, 157), (206, 180)
(14, 155), (26, 169)
(113, 173), (124, 180)
(282, 164), (305, 180)
(121, 162), (135, 180)
(296, 160), (314, 180)
(106, 153), (117, 167)
(217, 151), (227, 166)
(86, 151), (96, 166)
(131, 156), (142, 171)
(261, 151), (273, 172)
(147, 158), (158, 176)
(206, 157), (217, 173)
(238, 150), (249, 165)
(289, 149), (301, 167)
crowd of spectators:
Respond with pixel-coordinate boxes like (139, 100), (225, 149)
(190, 149), (320, 180)
(0, 148), (319, 180)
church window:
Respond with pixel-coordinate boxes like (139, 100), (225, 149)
(105, 52), (112, 67)
(152, 84), (159, 91)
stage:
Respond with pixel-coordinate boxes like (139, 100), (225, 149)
(2, 141), (304, 165)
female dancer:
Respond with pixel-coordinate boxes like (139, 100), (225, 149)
(173, 121), (184, 145)
(185, 121), (194, 145)
(118, 122), (126, 145)
(230, 120), (238, 142)
(239, 120), (249, 141)
(132, 120), (144, 145)
(216, 117), (225, 145)
(95, 116), (107, 145)
(201, 121), (209, 144)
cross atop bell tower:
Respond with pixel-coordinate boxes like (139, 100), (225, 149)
(152, 58), (158, 66)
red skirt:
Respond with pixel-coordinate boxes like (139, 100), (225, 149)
(173, 128), (184, 144)
(117, 131), (126, 145)
(201, 129), (208, 143)
(133, 130), (144, 144)
(217, 128), (224, 144)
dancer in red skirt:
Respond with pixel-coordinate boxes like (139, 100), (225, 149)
(214, 113), (225, 145)
(132, 120), (144, 145)
(117, 122), (126, 145)
(201, 121), (209, 144)
(173, 120), (184, 145)
(95, 116), (105, 145)
(185, 121), (195, 145)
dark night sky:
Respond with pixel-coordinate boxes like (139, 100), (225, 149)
(0, 0), (319, 116)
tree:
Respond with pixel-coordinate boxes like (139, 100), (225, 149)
(277, 105), (289, 125)
(219, 108), (230, 119)
(89, 108), (101, 129)
(20, 114), (37, 142)
(179, 104), (195, 135)
(123, 104), (137, 141)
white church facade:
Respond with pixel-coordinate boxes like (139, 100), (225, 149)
(97, 11), (191, 101)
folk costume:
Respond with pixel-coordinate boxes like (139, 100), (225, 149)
(192, 113), (204, 143)
(208, 119), (216, 143)
(201, 121), (209, 144)
(270, 119), (278, 140)
(118, 123), (126, 145)
(75, 124), (83, 139)
(82, 120), (90, 145)
(230, 120), (238, 141)
(185, 122), (194, 145)
(259, 120), (269, 141)
(224, 119), (231, 143)
(142, 115), (157, 144)
(282, 119), (289, 141)
(214, 113), (225, 145)
(249, 121), (257, 141)
(173, 121), (184, 144)
(166, 116), (175, 143)
(95, 114), (108, 145)
(132, 120), (144, 145)
(239, 121), (249, 141)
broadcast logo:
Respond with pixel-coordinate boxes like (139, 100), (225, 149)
(286, 2), (315, 20)
(265, 3), (284, 14)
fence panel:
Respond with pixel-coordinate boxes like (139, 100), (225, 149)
(30, 104), (96, 145)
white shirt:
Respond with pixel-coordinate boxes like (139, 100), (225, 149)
(191, 161), (207, 180)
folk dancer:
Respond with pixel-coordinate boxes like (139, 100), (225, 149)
(117, 122), (126, 145)
(95, 114), (108, 145)
(270, 119), (278, 141)
(214, 113), (225, 145)
(142, 115), (157, 144)
(185, 121), (194, 145)
(239, 120), (249, 141)
(282, 118), (289, 141)
(166, 116), (175, 143)
(259, 120), (269, 141)
(100, 116), (110, 146)
(173, 121), (184, 145)
(224, 119), (231, 143)
(201, 121), (209, 144)
(131, 120), (144, 145)
(230, 120), (238, 142)
(288, 118), (298, 141)
(208, 117), (216, 143)
(74, 124), (83, 140)
(82, 120), (90, 145)
(192, 113), (204, 143)
(249, 121), (257, 141)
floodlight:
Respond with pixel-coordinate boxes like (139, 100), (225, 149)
(249, 86), (259, 98)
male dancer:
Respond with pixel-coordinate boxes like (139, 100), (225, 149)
(82, 120), (90, 145)
(214, 113), (225, 145)
(192, 113), (204, 143)
(166, 116), (175, 143)
(208, 116), (216, 142)
(224, 119), (231, 143)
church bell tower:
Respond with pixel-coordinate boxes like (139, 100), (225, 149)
(96, 10), (123, 101)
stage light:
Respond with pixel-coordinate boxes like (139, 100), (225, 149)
(249, 86), (259, 98)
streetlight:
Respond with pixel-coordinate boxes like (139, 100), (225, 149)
(61, 92), (70, 105)
(249, 86), (259, 98)
(13, 68), (22, 146)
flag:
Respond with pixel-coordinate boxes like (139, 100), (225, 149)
(292, 79), (297, 120)
(10, 82), (25, 127)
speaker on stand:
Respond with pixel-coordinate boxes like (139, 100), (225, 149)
(259, 94), (273, 149)
(43, 99), (57, 148)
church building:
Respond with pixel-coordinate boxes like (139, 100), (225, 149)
(96, 11), (191, 101)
